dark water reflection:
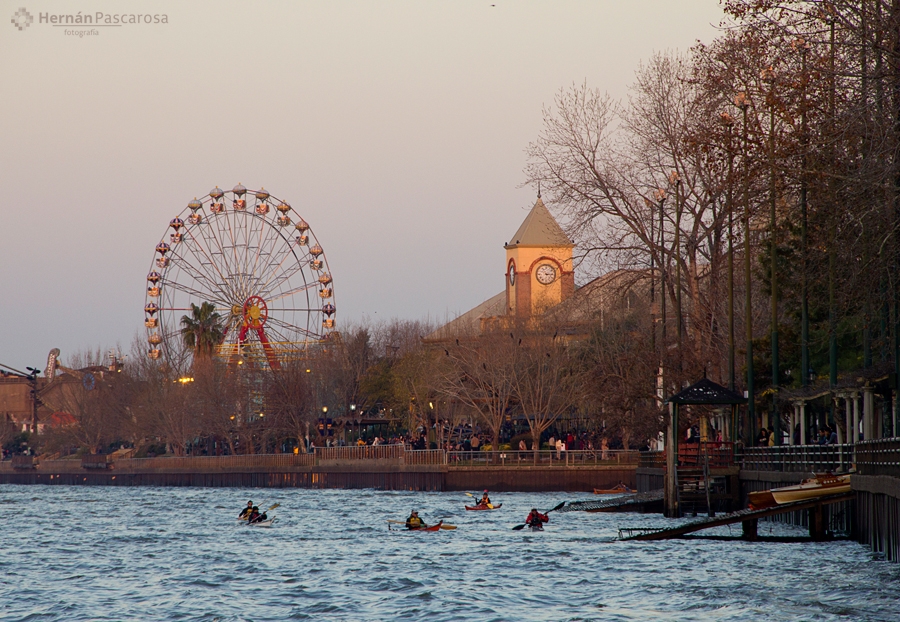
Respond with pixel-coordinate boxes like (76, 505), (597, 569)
(1, 485), (897, 621)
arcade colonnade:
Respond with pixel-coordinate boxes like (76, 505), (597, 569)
(788, 387), (897, 445)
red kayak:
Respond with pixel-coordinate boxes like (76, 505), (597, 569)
(411, 521), (443, 532)
(465, 503), (502, 511)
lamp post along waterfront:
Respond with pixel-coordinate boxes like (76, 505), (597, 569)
(722, 112), (736, 393)
(736, 91), (755, 445)
(648, 197), (656, 358)
(796, 38), (811, 389)
(657, 188), (668, 405)
(826, 15), (838, 430)
(763, 65), (780, 445)
(671, 171), (683, 375)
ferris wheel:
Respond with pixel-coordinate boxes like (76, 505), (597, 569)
(143, 184), (336, 369)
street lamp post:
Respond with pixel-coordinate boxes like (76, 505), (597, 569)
(648, 197), (656, 358)
(655, 188), (668, 405)
(671, 171), (684, 375)
(795, 38), (811, 390)
(735, 91), (755, 447)
(762, 65), (780, 445)
(721, 112), (736, 393)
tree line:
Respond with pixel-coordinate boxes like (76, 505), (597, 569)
(526, 0), (900, 443)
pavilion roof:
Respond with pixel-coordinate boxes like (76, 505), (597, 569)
(667, 377), (747, 405)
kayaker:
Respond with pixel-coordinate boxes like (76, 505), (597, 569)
(479, 490), (492, 507)
(248, 506), (269, 524)
(406, 510), (425, 530)
(246, 505), (268, 524)
(251, 511), (268, 524)
(525, 508), (549, 528)
(238, 500), (253, 519)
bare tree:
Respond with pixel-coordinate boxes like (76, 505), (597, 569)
(509, 326), (583, 458)
(438, 330), (517, 456)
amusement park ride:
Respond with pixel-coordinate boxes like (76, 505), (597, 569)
(143, 184), (336, 370)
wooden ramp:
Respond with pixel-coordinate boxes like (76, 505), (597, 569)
(617, 491), (854, 541)
(560, 489), (665, 513)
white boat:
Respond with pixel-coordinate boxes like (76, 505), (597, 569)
(247, 517), (276, 527)
(770, 474), (851, 505)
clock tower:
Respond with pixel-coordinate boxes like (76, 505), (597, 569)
(505, 194), (575, 318)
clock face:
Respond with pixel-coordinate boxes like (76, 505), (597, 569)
(508, 263), (515, 286)
(536, 264), (556, 285)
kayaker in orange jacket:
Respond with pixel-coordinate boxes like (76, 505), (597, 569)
(479, 490), (492, 507)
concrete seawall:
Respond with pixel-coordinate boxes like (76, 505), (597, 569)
(0, 460), (637, 492)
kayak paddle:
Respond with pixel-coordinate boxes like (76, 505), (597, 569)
(511, 501), (565, 531)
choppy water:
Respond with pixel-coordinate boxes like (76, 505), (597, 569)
(0, 485), (897, 621)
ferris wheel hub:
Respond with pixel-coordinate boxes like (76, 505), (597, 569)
(243, 295), (268, 327)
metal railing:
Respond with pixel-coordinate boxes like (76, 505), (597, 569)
(636, 444), (736, 470)
(314, 445), (406, 461)
(639, 451), (666, 468)
(446, 449), (641, 467)
(2, 447), (645, 473)
(738, 444), (854, 473)
(676, 442), (735, 468)
(855, 438), (900, 478)
(402, 449), (447, 466)
(115, 453), (316, 471)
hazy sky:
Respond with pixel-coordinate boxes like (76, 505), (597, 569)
(0, 0), (725, 370)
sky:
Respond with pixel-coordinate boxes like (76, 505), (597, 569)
(0, 0), (726, 371)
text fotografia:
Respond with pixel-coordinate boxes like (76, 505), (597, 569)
(66, 29), (98, 37)
(39, 12), (168, 26)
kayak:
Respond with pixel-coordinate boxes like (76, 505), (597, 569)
(465, 503), (502, 511)
(410, 521), (443, 532)
(247, 518), (276, 527)
(594, 485), (635, 494)
(387, 520), (456, 530)
(528, 523), (544, 532)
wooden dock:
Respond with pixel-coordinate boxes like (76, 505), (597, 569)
(617, 491), (855, 542)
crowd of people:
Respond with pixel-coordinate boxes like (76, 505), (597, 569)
(755, 424), (843, 446)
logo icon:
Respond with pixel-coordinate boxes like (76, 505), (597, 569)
(11, 7), (33, 31)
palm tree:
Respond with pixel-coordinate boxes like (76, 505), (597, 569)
(181, 302), (225, 356)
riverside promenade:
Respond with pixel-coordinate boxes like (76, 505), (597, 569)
(0, 446), (640, 493)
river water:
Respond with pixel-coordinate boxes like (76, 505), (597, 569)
(1, 485), (897, 621)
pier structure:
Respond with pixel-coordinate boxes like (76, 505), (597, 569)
(617, 491), (855, 542)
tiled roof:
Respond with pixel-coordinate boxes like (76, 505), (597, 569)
(506, 197), (573, 247)
(423, 291), (506, 341)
